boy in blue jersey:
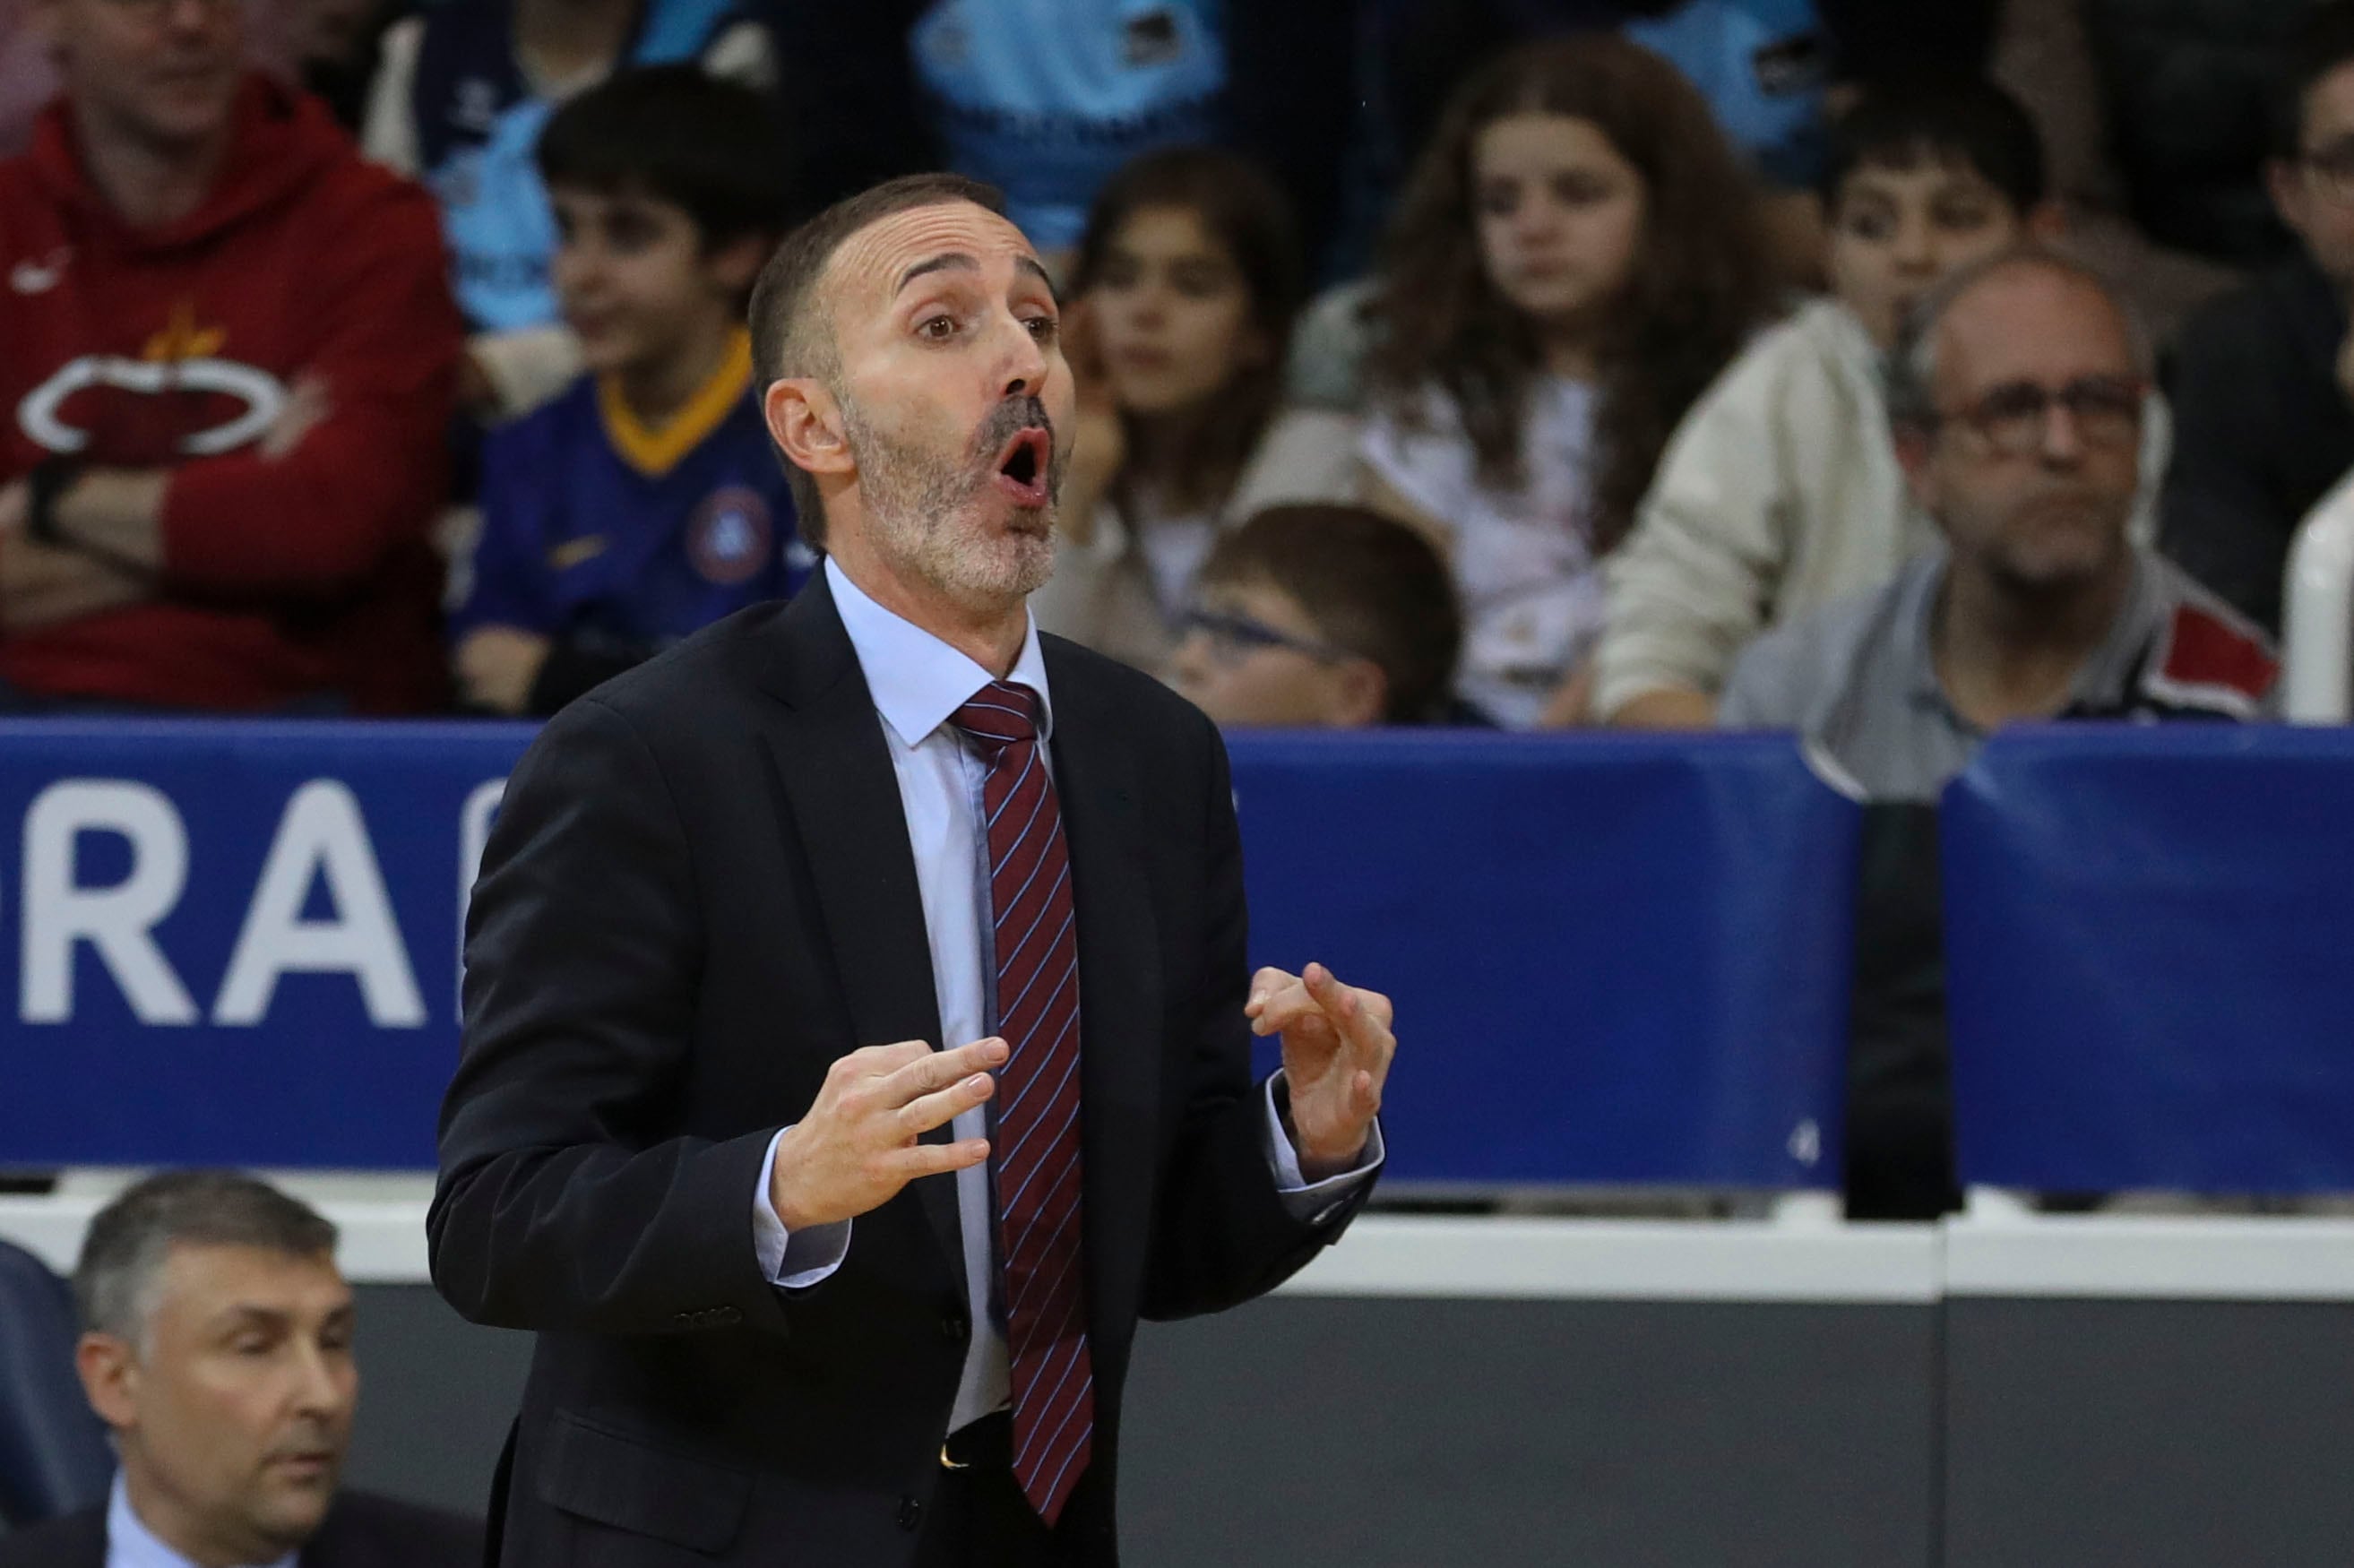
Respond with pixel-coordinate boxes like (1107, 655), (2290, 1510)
(361, 0), (776, 419)
(450, 66), (813, 717)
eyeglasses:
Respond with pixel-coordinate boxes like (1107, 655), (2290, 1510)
(1176, 607), (1352, 668)
(1929, 375), (2145, 457)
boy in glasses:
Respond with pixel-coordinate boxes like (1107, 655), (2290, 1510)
(1720, 249), (2274, 804)
(1597, 82), (2174, 730)
(1167, 504), (1466, 728)
(2161, 1), (2354, 635)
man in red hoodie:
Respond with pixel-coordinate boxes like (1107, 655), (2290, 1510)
(0, 0), (460, 712)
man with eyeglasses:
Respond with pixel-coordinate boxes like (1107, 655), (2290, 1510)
(2161, 1), (2354, 636)
(1718, 247), (2278, 1221)
(1720, 246), (2277, 805)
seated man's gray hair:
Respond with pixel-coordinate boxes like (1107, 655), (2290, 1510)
(73, 1170), (338, 1348)
(1884, 246), (2154, 435)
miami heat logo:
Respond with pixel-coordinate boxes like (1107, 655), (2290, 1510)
(686, 487), (774, 587)
(14, 304), (289, 457)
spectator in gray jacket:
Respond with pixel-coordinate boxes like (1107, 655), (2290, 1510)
(1721, 248), (2276, 1222)
(1724, 248), (2276, 804)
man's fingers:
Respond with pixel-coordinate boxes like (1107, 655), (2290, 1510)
(1337, 991), (1397, 1071)
(844, 1038), (935, 1078)
(894, 1138), (992, 1178)
(880, 1037), (1008, 1104)
(1252, 961), (1308, 1007)
(1306, 964), (1394, 1027)
(898, 1072), (996, 1137)
(1252, 986), (1329, 1038)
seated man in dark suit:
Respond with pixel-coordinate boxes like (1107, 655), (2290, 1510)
(0, 1170), (478, 1568)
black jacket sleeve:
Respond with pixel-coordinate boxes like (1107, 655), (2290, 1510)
(427, 696), (789, 1338)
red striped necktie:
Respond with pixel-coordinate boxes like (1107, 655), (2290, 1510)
(951, 680), (1094, 1526)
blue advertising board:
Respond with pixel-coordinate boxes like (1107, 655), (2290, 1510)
(0, 722), (1857, 1186)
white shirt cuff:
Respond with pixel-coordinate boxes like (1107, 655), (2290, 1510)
(753, 1127), (852, 1288)
(1261, 1073), (1384, 1228)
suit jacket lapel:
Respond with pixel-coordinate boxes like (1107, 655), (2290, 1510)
(1042, 637), (1163, 1338)
(754, 574), (964, 1289)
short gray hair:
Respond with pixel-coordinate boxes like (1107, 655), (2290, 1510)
(1884, 246), (2154, 435)
(73, 1171), (337, 1346)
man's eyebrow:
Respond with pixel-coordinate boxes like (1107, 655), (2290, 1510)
(892, 251), (1061, 305)
(896, 253), (979, 294)
(1014, 254), (1061, 304)
(213, 1305), (292, 1331)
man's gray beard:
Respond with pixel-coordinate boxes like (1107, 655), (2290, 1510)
(841, 395), (1056, 608)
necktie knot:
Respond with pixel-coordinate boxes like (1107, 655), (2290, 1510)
(951, 681), (1041, 752)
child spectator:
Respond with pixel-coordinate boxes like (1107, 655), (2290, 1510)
(1360, 2), (1835, 286)
(1168, 504), (1466, 728)
(2160, 2), (2354, 637)
(1355, 34), (1776, 728)
(448, 66), (809, 718)
(1598, 82), (2059, 728)
(1030, 148), (1358, 672)
(362, 0), (775, 422)
(0, 0), (459, 713)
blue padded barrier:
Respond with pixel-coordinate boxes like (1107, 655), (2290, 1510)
(0, 723), (1857, 1187)
(1944, 726), (2354, 1193)
(1230, 733), (1858, 1186)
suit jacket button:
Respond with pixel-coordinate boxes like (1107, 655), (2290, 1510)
(897, 1495), (923, 1531)
(940, 1311), (969, 1342)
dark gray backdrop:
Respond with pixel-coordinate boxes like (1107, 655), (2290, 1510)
(343, 1285), (2354, 1567)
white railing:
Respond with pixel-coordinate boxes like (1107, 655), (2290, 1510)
(2282, 468), (2354, 722)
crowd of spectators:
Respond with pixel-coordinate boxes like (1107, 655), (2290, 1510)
(4, 0), (2352, 1216)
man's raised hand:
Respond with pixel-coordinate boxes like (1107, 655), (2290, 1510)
(1246, 962), (1395, 1179)
(768, 1038), (1008, 1231)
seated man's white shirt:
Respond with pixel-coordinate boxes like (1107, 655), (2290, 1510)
(108, 1471), (296, 1568)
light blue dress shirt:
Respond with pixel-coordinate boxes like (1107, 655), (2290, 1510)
(107, 1471), (297, 1568)
(754, 558), (1381, 1434)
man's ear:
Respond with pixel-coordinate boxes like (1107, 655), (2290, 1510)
(1893, 423), (1940, 511)
(763, 377), (854, 481)
(2268, 157), (2315, 238)
(1327, 657), (1389, 728)
(76, 1331), (138, 1433)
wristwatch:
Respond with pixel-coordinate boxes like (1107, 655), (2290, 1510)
(26, 456), (81, 545)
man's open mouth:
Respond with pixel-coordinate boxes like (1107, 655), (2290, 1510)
(993, 426), (1052, 508)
